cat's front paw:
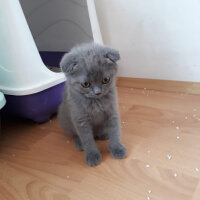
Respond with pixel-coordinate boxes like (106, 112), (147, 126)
(85, 151), (102, 167)
(109, 143), (127, 159)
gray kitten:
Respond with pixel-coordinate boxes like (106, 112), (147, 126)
(58, 43), (127, 166)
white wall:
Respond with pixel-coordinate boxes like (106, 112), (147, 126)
(94, 0), (200, 82)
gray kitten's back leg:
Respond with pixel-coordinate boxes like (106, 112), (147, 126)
(58, 103), (76, 137)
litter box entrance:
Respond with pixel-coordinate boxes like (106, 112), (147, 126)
(19, 0), (94, 70)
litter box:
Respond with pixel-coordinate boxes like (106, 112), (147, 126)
(0, 0), (102, 123)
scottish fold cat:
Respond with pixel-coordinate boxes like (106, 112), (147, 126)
(58, 43), (126, 166)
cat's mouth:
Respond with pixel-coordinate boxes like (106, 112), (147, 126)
(85, 93), (104, 99)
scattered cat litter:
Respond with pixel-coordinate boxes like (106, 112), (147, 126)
(66, 176), (70, 179)
(193, 108), (197, 112)
(12, 154), (16, 157)
(174, 173), (177, 177)
(148, 190), (152, 194)
(172, 121), (175, 123)
(144, 88), (147, 90)
(147, 150), (151, 153)
(49, 120), (52, 123)
(198, 118), (200, 121)
(175, 126), (180, 130)
(176, 136), (180, 140)
(195, 168), (199, 172)
(147, 196), (151, 200)
(146, 164), (151, 168)
(131, 88), (134, 91)
(185, 116), (188, 120)
(66, 140), (70, 144)
(193, 114), (196, 118)
(167, 155), (172, 160)
(122, 121), (126, 124)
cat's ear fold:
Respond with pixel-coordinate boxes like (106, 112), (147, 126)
(60, 53), (79, 76)
(104, 47), (120, 64)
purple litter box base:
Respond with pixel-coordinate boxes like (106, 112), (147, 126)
(4, 82), (65, 123)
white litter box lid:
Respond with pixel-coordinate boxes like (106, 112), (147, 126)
(0, 0), (66, 96)
(0, 0), (101, 96)
(0, 92), (6, 110)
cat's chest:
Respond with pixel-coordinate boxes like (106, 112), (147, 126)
(87, 99), (110, 123)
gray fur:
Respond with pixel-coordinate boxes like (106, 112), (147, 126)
(58, 43), (126, 166)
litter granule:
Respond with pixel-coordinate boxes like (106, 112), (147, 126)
(148, 190), (152, 194)
(167, 155), (172, 160)
(193, 114), (197, 118)
(174, 173), (177, 177)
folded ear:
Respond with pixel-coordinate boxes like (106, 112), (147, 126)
(104, 47), (120, 63)
(60, 53), (79, 76)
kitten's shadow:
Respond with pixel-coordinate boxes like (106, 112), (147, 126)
(96, 140), (111, 161)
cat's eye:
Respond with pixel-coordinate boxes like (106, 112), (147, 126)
(102, 77), (110, 84)
(81, 82), (91, 88)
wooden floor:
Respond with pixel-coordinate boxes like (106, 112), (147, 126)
(1, 87), (200, 200)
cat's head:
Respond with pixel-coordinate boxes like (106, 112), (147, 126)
(60, 43), (120, 98)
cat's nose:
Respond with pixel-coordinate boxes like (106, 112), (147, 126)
(93, 87), (102, 96)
